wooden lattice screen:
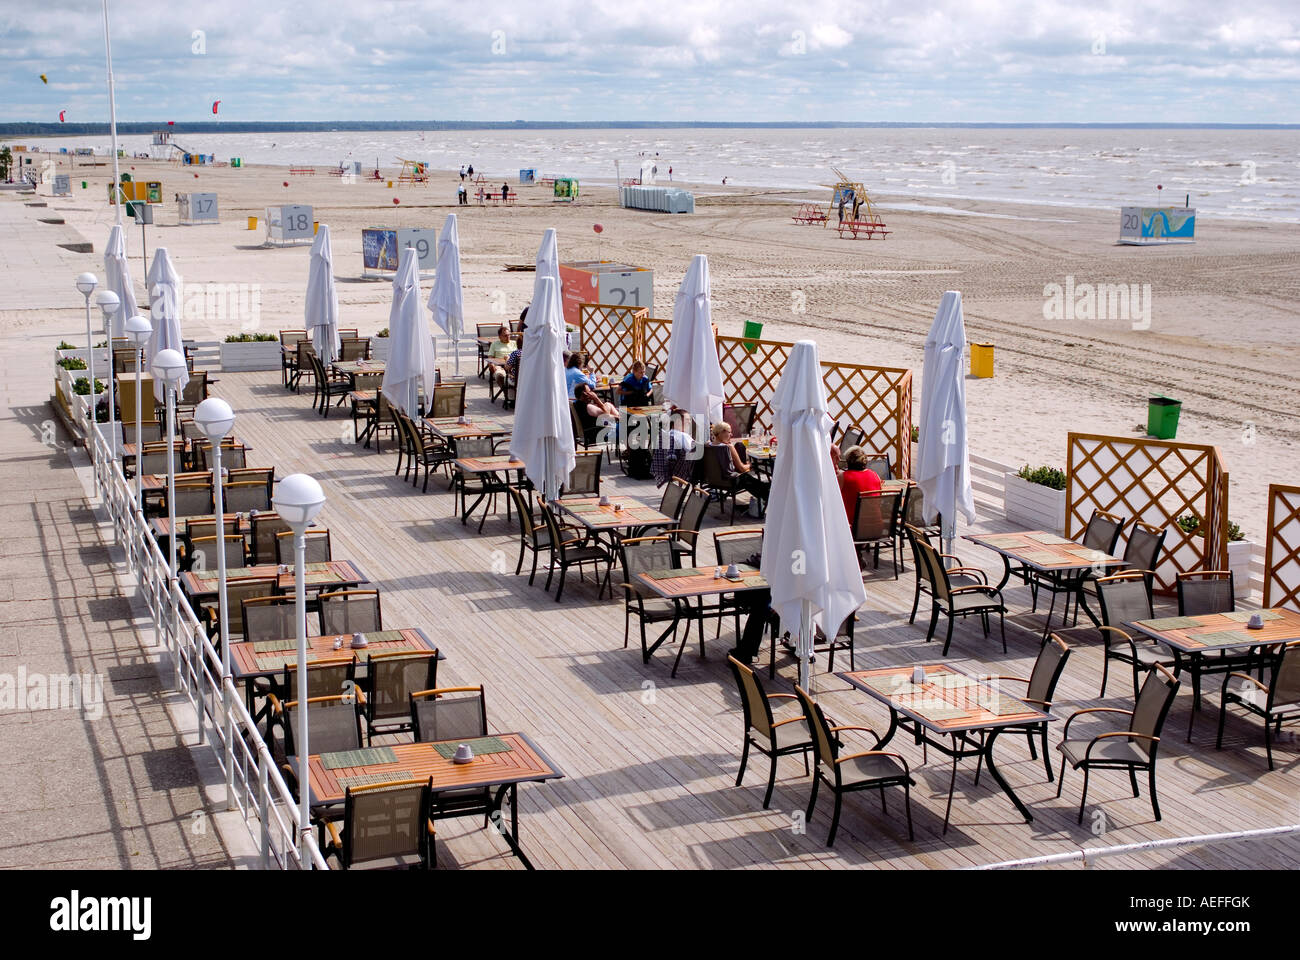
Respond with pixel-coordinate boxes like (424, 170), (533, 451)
(577, 304), (648, 375)
(593, 313), (912, 477)
(1066, 433), (1229, 595)
(1264, 484), (1300, 610)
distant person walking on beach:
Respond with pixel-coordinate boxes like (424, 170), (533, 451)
(459, 165), (466, 181)
(467, 164), (474, 178)
(852, 196), (862, 221)
(722, 177), (728, 185)
(501, 182), (509, 202)
(668, 166), (672, 181)
(837, 196), (846, 223)
(457, 183), (467, 205)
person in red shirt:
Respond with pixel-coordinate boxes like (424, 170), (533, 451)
(839, 445), (882, 521)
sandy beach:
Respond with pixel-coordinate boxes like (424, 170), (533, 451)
(9, 153), (1300, 539)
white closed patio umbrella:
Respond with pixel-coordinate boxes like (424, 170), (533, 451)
(762, 340), (866, 691)
(380, 252), (436, 417)
(663, 254), (724, 428)
(146, 247), (186, 402)
(103, 223), (137, 339)
(305, 224), (341, 365)
(427, 214), (464, 375)
(916, 291), (977, 556)
(510, 276), (575, 503)
(532, 227), (561, 321)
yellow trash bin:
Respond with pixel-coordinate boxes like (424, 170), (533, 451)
(970, 342), (994, 378)
(247, 216), (258, 230)
(313, 221), (319, 234)
(386, 180), (393, 188)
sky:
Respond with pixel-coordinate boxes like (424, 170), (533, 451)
(2, 0), (1298, 124)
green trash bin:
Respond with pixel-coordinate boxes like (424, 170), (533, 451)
(1147, 395), (1181, 439)
(741, 319), (763, 353)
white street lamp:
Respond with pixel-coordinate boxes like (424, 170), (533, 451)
(123, 314), (152, 510)
(273, 472), (326, 864)
(96, 290), (120, 459)
(76, 273), (99, 434)
(151, 348), (187, 575)
(195, 396), (237, 809)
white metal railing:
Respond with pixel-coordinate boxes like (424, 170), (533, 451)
(966, 823), (1300, 870)
(969, 453), (1014, 515)
(86, 421), (327, 870)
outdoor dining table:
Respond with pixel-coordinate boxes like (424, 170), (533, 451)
(1128, 607), (1300, 740)
(229, 627), (442, 683)
(179, 560), (368, 601)
(964, 530), (1126, 640)
(840, 661), (1055, 832)
(634, 563), (769, 676)
(452, 454), (527, 530)
(332, 359), (386, 378)
(140, 471), (212, 492)
(558, 495), (673, 546)
(288, 733), (564, 869)
(423, 415), (512, 440)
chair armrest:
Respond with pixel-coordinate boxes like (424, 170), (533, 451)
(766, 693), (797, 701)
(829, 724), (878, 737)
(990, 674), (1029, 685)
(834, 749), (908, 772)
(1223, 672), (1268, 693)
(949, 585), (1001, 597)
(267, 694), (283, 716)
(1061, 706), (1133, 738)
(1085, 731), (1158, 760)
(771, 716), (805, 729)
(946, 567), (989, 583)
(324, 820), (343, 850)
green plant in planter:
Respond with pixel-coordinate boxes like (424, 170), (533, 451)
(1227, 521), (1244, 542)
(376, 328), (389, 338)
(94, 340), (108, 348)
(1176, 514), (1202, 536)
(73, 377), (105, 395)
(58, 357), (87, 370)
(224, 332), (278, 343)
(57, 340), (78, 351)
(910, 424), (919, 443)
(1016, 464), (1067, 490)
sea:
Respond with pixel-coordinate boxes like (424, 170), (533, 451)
(21, 127), (1300, 222)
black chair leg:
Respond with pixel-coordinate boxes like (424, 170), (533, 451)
(1040, 727), (1053, 782)
(941, 615), (955, 657)
(826, 792), (843, 846)
(1129, 766), (1140, 797)
(736, 737), (751, 787)
(1149, 765), (1161, 821)
(1076, 768), (1091, 824)
(762, 753), (778, 809)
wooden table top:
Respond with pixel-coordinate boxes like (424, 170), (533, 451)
(229, 627), (439, 680)
(333, 360), (385, 376)
(424, 416), (512, 438)
(623, 405), (667, 418)
(454, 455), (526, 474)
(295, 733), (564, 807)
(123, 436), (248, 457)
(636, 563), (768, 600)
(140, 472), (212, 492)
(558, 496), (672, 531)
(150, 514), (250, 538)
(964, 530), (1126, 572)
(841, 662), (1052, 734)
(179, 559), (367, 599)
(1128, 608), (1300, 654)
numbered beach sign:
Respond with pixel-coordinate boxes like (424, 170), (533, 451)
(558, 260), (654, 329)
(1119, 206), (1196, 244)
(52, 174), (71, 196)
(397, 228), (437, 272)
(178, 192), (218, 224)
(267, 204), (314, 243)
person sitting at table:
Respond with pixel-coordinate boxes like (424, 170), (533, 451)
(565, 352), (598, 401)
(617, 359), (653, 407)
(651, 410), (698, 486)
(729, 548), (776, 665)
(710, 421), (770, 513)
(838, 445), (882, 522)
(572, 382), (618, 442)
(485, 325), (513, 387)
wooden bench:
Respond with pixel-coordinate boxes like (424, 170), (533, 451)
(289, 166), (316, 176)
(479, 191), (519, 206)
(792, 203), (828, 225)
(836, 219), (891, 239)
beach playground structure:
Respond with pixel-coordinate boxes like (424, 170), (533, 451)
(397, 158), (429, 185)
(793, 167), (889, 239)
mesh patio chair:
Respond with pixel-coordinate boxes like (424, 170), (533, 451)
(1094, 571), (1170, 700)
(241, 595), (301, 645)
(318, 589), (383, 636)
(837, 425), (867, 460)
(280, 694), (363, 758)
(700, 444), (742, 521)
(322, 778), (435, 871)
(430, 383), (466, 419)
(728, 656), (811, 809)
(1056, 664), (1180, 823)
(862, 452), (893, 481)
(139, 445), (184, 477)
(349, 373), (383, 443)
(399, 411), (449, 492)
(852, 489), (903, 578)
(1029, 508), (1127, 623)
(339, 338), (370, 362)
(975, 635), (1073, 784)
(291, 339), (316, 393)
(540, 502), (614, 602)
(270, 660), (359, 748)
(617, 536), (684, 666)
(561, 449), (602, 498)
(1080, 520), (1167, 613)
(280, 330), (307, 387)
(181, 516), (239, 567)
(336, 328), (359, 340)
(901, 484), (941, 541)
(194, 441), (246, 471)
(721, 402), (757, 439)
(362, 651), (439, 744)
(276, 528), (331, 565)
(369, 390), (397, 454)
(225, 479), (271, 514)
(667, 486), (710, 568)
(658, 477), (690, 526)
(1177, 570), (1235, 616)
(408, 685), (494, 829)
(814, 609), (861, 673)
(712, 529), (766, 644)
(450, 435), (504, 527)
(250, 512), (291, 565)
(189, 534), (246, 571)
(178, 370), (209, 407)
(200, 576), (277, 643)
(795, 684), (914, 845)
(1216, 640), (1300, 770)
(311, 353), (351, 416)
(228, 466), (273, 492)
(505, 486), (577, 586)
(902, 520), (984, 624)
(908, 525), (1007, 656)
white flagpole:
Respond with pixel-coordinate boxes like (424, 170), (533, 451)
(103, 0), (122, 222)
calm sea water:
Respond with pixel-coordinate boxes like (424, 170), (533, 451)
(26, 127), (1300, 222)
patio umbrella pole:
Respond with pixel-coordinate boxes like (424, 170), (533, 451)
(294, 530), (309, 865)
(799, 598), (813, 692)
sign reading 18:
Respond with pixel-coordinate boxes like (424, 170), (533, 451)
(289, 212), (311, 232)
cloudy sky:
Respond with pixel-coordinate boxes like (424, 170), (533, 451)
(2, 0), (1297, 123)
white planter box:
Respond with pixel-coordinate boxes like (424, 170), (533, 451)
(56, 347), (112, 371)
(371, 336), (390, 362)
(220, 340), (282, 372)
(1003, 473), (1067, 535)
(1227, 540), (1255, 600)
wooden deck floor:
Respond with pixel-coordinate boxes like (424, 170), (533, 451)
(213, 369), (1300, 870)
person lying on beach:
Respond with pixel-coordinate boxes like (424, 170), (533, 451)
(617, 360), (652, 406)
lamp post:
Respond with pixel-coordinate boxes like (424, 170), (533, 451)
(152, 349), (187, 574)
(272, 472), (326, 865)
(95, 290), (120, 459)
(75, 272), (99, 434)
(195, 397), (237, 808)
(123, 314), (152, 510)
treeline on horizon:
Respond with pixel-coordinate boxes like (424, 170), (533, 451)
(2, 120), (1297, 137)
